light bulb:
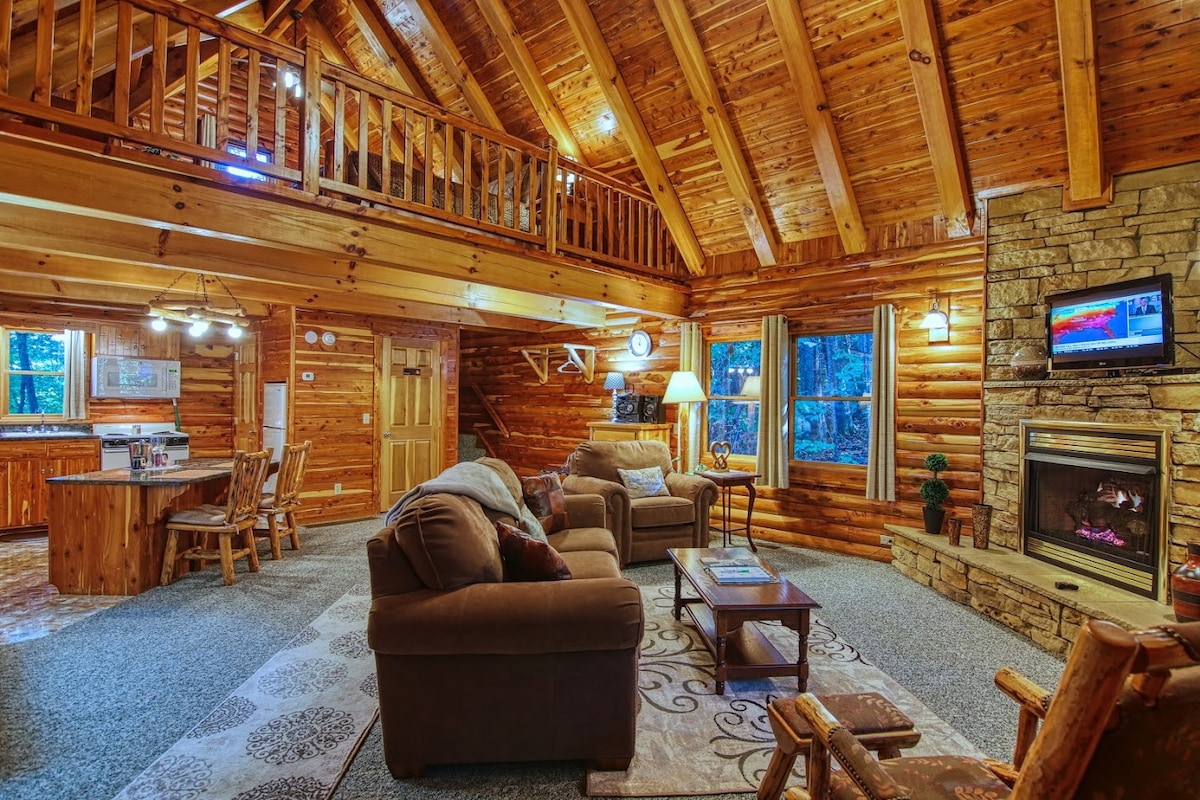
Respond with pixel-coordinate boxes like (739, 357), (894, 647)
(150, 317), (168, 332)
(228, 325), (244, 339)
(189, 319), (209, 337)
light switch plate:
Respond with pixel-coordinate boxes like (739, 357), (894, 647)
(362, 413), (370, 424)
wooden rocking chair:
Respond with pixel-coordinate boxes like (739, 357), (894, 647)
(160, 449), (272, 586)
(785, 618), (1200, 800)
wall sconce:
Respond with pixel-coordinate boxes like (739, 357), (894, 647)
(919, 294), (950, 343)
(147, 272), (249, 339)
(602, 371), (626, 396)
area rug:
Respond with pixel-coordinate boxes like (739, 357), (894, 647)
(585, 585), (986, 797)
(111, 585), (378, 800)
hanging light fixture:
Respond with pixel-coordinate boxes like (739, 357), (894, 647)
(147, 272), (251, 339)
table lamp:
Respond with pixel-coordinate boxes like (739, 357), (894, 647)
(663, 370), (707, 470)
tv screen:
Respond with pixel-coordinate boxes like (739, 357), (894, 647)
(1046, 274), (1174, 372)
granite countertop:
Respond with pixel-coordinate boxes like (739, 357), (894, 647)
(46, 458), (235, 486)
(0, 428), (96, 441)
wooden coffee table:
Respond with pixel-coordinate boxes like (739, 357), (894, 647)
(668, 547), (821, 695)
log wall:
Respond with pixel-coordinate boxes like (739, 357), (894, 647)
(461, 233), (987, 560)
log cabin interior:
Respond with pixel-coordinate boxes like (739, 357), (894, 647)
(1, 0), (1199, 794)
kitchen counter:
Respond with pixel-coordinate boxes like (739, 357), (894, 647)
(47, 459), (234, 486)
(47, 458), (234, 595)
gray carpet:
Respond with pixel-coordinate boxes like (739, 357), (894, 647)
(0, 524), (1066, 800)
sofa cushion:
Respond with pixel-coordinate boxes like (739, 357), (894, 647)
(496, 521), (572, 582)
(618, 465), (670, 499)
(547, 526), (619, 560)
(630, 495), (695, 529)
(394, 493), (503, 590)
(522, 472), (570, 534)
(568, 439), (673, 484)
(559, 549), (623, 580)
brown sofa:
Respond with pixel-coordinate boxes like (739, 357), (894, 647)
(562, 439), (718, 565)
(366, 457), (644, 778)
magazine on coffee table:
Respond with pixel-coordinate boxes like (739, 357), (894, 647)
(705, 564), (778, 584)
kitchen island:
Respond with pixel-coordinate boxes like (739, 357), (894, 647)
(47, 459), (236, 596)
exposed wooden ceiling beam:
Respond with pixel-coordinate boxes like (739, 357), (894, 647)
(0, 135), (685, 319)
(896, 0), (974, 238)
(555, 0), (705, 275)
(653, 0), (779, 267)
(259, 0), (316, 37)
(473, 0), (585, 163)
(0, 248), (557, 331)
(1054, 0), (1110, 208)
(339, 0), (426, 98)
(764, 0), (867, 255)
(404, 0), (504, 132)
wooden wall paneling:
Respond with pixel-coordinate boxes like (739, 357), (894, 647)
(178, 340), (235, 457)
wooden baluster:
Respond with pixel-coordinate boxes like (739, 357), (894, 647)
(74, 0), (95, 114)
(215, 39), (231, 149)
(496, 142), (506, 227)
(33, 0), (54, 104)
(114, 26), (133, 134)
(182, 26), (199, 143)
(150, 13), (166, 135)
(332, 80), (345, 183)
(462, 132), (473, 219)
(422, 114), (433, 208)
(0, 0), (12, 94)
(357, 87), (368, 192)
(245, 50), (261, 159)
(543, 143), (557, 253)
(273, 58), (287, 168)
(380, 98), (392, 197)
(402, 107), (413, 202)
(480, 138), (490, 222)
(300, 40), (321, 194)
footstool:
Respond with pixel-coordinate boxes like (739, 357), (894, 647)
(757, 692), (922, 800)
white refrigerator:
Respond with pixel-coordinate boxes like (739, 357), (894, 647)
(262, 382), (287, 492)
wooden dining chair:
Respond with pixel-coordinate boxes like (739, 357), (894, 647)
(256, 440), (312, 559)
(161, 449), (272, 586)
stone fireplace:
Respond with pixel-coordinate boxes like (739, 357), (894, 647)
(1019, 420), (1169, 601)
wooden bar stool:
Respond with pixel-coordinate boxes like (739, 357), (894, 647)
(255, 440), (312, 560)
(757, 692), (921, 800)
(161, 449), (272, 586)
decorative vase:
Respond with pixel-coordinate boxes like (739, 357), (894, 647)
(972, 503), (992, 549)
(922, 507), (945, 535)
(1010, 343), (1048, 380)
(1171, 542), (1200, 622)
(947, 517), (962, 546)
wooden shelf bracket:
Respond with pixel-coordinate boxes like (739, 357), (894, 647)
(519, 343), (595, 384)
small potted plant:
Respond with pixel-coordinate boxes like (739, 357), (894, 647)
(920, 453), (950, 534)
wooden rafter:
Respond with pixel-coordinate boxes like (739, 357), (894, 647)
(404, 0), (504, 132)
(1054, 0), (1110, 208)
(653, 0), (778, 266)
(473, 0), (585, 163)
(896, 0), (974, 238)
(555, 0), (705, 275)
(764, 0), (867, 255)
(340, 0), (426, 97)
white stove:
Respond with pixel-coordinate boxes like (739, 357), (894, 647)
(93, 423), (190, 469)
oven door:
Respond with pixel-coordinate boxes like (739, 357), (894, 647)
(100, 444), (132, 470)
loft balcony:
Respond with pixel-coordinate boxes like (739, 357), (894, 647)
(0, 0), (688, 324)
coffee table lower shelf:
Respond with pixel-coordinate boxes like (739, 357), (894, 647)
(680, 599), (804, 694)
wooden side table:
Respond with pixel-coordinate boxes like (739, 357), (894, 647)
(704, 469), (761, 551)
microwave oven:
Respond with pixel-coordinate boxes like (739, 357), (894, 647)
(91, 357), (182, 399)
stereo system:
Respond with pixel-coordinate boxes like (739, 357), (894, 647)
(611, 392), (666, 424)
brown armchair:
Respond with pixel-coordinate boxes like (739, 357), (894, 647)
(562, 439), (717, 565)
(783, 618), (1200, 800)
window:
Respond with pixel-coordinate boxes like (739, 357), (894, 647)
(222, 144), (271, 181)
(792, 332), (873, 465)
(707, 340), (761, 456)
(4, 329), (66, 417)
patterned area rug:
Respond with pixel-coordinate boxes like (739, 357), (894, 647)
(112, 586), (377, 800)
(585, 585), (985, 797)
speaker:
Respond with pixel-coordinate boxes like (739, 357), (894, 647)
(612, 392), (640, 423)
(639, 395), (666, 423)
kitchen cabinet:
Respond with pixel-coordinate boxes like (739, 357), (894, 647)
(0, 439), (100, 528)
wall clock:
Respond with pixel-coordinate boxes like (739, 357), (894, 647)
(628, 330), (653, 358)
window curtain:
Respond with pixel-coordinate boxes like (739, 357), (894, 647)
(756, 315), (789, 489)
(62, 330), (88, 420)
(678, 321), (704, 472)
(866, 304), (897, 500)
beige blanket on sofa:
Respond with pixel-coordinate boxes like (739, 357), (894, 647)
(383, 461), (546, 540)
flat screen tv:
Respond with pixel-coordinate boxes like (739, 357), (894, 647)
(1045, 274), (1174, 372)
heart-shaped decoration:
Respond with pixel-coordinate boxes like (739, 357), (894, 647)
(710, 441), (732, 471)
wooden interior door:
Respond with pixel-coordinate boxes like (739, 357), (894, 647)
(380, 337), (441, 511)
(233, 339), (259, 453)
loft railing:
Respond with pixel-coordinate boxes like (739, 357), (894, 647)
(0, 0), (686, 278)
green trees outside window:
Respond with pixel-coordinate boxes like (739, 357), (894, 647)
(6, 330), (66, 416)
(707, 340), (761, 457)
(792, 332), (873, 465)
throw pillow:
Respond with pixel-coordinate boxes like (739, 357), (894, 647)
(618, 465), (670, 499)
(495, 521), (572, 582)
(521, 472), (570, 535)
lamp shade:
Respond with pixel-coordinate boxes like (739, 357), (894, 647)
(662, 371), (707, 404)
(738, 375), (761, 399)
(919, 297), (949, 329)
(602, 371), (626, 392)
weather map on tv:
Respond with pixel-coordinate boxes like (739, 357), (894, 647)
(1047, 281), (1169, 369)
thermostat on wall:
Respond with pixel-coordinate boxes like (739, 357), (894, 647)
(301, 371), (315, 381)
